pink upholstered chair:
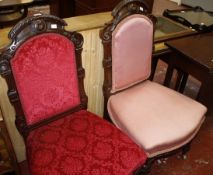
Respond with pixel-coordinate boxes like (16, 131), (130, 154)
(0, 14), (147, 174)
(100, 0), (207, 173)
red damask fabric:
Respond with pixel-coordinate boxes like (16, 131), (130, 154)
(11, 33), (80, 125)
(27, 110), (147, 175)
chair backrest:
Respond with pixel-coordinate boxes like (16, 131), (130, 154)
(100, 0), (156, 96)
(0, 14), (87, 137)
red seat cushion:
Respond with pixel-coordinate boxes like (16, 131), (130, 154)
(27, 110), (147, 175)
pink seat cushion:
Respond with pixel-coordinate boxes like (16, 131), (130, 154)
(27, 110), (147, 175)
(11, 33), (80, 126)
(108, 80), (207, 157)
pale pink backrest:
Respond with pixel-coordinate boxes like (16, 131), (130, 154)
(11, 33), (80, 126)
(111, 14), (154, 93)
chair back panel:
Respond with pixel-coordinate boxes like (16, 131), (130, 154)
(111, 14), (153, 92)
(11, 33), (80, 126)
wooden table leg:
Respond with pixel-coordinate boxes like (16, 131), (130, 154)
(175, 70), (188, 93)
(197, 74), (213, 116)
(150, 57), (159, 80)
(179, 72), (188, 93)
(163, 63), (174, 87)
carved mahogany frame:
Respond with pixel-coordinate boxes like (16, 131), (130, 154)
(0, 14), (88, 138)
(100, 0), (191, 174)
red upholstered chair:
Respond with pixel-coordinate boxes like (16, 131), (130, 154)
(100, 0), (207, 173)
(0, 14), (147, 174)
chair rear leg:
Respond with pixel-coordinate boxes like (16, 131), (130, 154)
(181, 142), (191, 160)
(134, 158), (155, 175)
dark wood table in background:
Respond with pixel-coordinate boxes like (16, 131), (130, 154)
(49, 0), (154, 18)
(0, 0), (34, 28)
(0, 0), (33, 8)
(164, 32), (213, 115)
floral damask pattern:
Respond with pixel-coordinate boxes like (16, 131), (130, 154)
(11, 33), (80, 125)
(27, 110), (147, 175)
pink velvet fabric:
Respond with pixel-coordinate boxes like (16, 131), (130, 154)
(111, 14), (153, 92)
(11, 33), (80, 126)
(27, 110), (147, 175)
(108, 80), (207, 157)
